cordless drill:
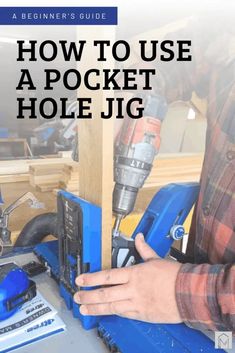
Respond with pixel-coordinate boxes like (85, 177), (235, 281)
(112, 93), (168, 267)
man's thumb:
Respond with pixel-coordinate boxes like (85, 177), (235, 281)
(135, 233), (159, 261)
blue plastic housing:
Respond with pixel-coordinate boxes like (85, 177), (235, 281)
(0, 265), (29, 321)
(133, 182), (199, 257)
(58, 191), (102, 330)
(98, 317), (225, 353)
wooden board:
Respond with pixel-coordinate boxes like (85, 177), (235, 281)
(60, 153), (203, 193)
(0, 173), (29, 183)
(0, 157), (74, 175)
(77, 26), (115, 270)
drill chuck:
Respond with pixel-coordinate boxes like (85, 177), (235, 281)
(113, 183), (138, 217)
(112, 143), (155, 222)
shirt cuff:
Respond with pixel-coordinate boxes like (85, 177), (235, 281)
(175, 262), (224, 331)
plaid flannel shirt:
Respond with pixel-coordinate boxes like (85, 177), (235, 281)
(175, 60), (235, 332)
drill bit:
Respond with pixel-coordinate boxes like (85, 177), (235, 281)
(113, 214), (123, 237)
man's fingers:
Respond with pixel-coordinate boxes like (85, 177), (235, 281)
(80, 300), (135, 316)
(135, 233), (159, 261)
(74, 284), (130, 305)
(76, 267), (130, 287)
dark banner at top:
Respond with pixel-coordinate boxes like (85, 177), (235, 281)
(0, 7), (118, 25)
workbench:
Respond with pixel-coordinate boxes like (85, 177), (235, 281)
(0, 251), (234, 353)
(0, 252), (108, 353)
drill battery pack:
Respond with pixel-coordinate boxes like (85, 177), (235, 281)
(0, 263), (36, 321)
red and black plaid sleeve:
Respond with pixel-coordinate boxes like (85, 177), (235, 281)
(176, 263), (235, 331)
(175, 62), (235, 332)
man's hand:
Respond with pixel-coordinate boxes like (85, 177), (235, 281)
(74, 234), (182, 323)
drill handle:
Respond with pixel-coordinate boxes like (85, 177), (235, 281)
(112, 235), (141, 268)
